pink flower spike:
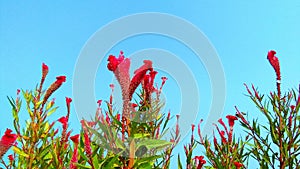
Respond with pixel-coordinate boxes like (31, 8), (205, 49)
(0, 129), (17, 146)
(226, 115), (238, 128)
(8, 154), (14, 161)
(84, 132), (92, 156)
(234, 161), (243, 169)
(55, 76), (66, 85)
(17, 89), (20, 95)
(58, 116), (68, 128)
(66, 97), (72, 107)
(267, 50), (281, 81)
(42, 63), (49, 72)
(70, 134), (80, 144)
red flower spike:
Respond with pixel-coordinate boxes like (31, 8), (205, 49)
(213, 132), (218, 147)
(116, 114), (121, 121)
(234, 161), (243, 169)
(107, 55), (120, 71)
(42, 75), (66, 106)
(66, 97), (72, 105)
(58, 116), (68, 128)
(149, 70), (158, 91)
(267, 50), (281, 81)
(128, 60), (153, 101)
(0, 129), (17, 158)
(131, 103), (138, 108)
(55, 76), (66, 85)
(291, 105), (295, 111)
(70, 134), (80, 144)
(42, 62), (48, 71)
(8, 154), (14, 161)
(218, 118), (229, 135)
(214, 124), (227, 144)
(226, 115), (238, 128)
(17, 89), (20, 95)
(0, 129), (17, 146)
(42, 63), (49, 76)
(84, 132), (92, 156)
(194, 156), (206, 169)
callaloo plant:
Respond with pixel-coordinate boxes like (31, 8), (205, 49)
(0, 51), (179, 169)
(236, 50), (300, 169)
(178, 115), (249, 169)
(83, 51), (179, 168)
(197, 115), (249, 169)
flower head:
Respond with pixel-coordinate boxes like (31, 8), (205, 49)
(107, 52), (125, 72)
(42, 63), (49, 77)
(267, 50), (281, 81)
(70, 134), (80, 144)
(194, 155), (206, 169)
(234, 161), (243, 169)
(8, 154), (14, 161)
(58, 116), (68, 128)
(55, 76), (66, 85)
(66, 97), (72, 108)
(226, 115), (238, 128)
(0, 129), (17, 146)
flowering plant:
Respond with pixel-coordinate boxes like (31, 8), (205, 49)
(0, 50), (299, 169)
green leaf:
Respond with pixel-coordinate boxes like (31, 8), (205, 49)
(136, 139), (171, 150)
(177, 154), (183, 169)
(13, 146), (29, 158)
(47, 106), (58, 116)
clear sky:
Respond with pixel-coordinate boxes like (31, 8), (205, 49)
(1, 1), (300, 168)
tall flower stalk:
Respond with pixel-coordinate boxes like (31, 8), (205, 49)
(236, 50), (300, 168)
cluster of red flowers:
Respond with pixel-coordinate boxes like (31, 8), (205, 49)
(0, 129), (17, 159)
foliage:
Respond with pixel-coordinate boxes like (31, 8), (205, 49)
(0, 50), (299, 169)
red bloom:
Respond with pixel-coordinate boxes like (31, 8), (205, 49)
(42, 63), (49, 79)
(0, 129), (17, 158)
(55, 76), (66, 85)
(42, 63), (49, 71)
(194, 155), (206, 169)
(234, 161), (243, 169)
(218, 118), (228, 134)
(17, 89), (20, 95)
(0, 129), (17, 146)
(70, 134), (80, 144)
(128, 60), (153, 100)
(267, 50), (281, 81)
(8, 154), (14, 161)
(131, 103), (138, 108)
(83, 132), (92, 156)
(116, 114), (121, 121)
(66, 97), (72, 107)
(107, 53), (125, 72)
(226, 115), (238, 128)
(58, 116), (68, 128)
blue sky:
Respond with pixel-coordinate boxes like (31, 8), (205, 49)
(1, 1), (300, 168)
